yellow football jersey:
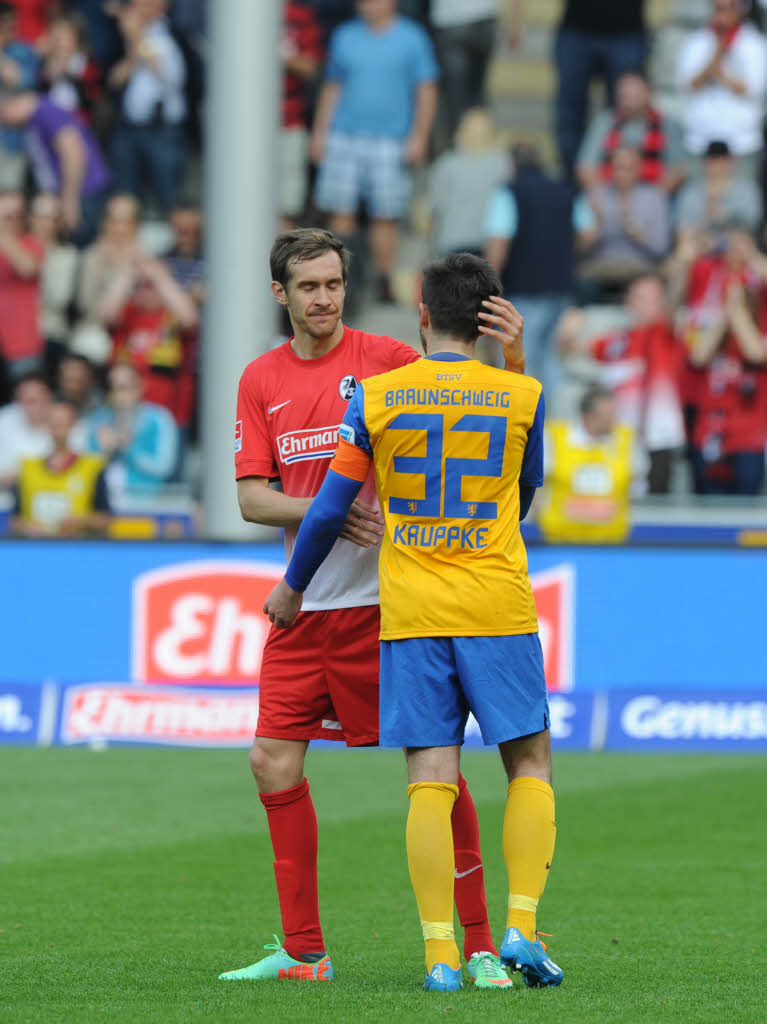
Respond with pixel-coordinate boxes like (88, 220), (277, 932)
(336, 354), (544, 640)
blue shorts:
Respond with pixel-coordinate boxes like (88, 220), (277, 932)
(379, 633), (550, 748)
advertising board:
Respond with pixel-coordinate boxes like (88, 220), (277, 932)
(1, 542), (765, 692)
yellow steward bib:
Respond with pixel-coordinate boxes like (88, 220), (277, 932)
(18, 454), (105, 530)
(538, 422), (633, 544)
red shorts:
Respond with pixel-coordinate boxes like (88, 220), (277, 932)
(256, 605), (380, 746)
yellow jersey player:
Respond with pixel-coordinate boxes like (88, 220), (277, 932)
(265, 253), (563, 993)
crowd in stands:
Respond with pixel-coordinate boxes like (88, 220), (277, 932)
(2, 0), (767, 541)
(0, 0), (205, 536)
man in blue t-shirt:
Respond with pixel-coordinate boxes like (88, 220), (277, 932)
(311, 0), (438, 304)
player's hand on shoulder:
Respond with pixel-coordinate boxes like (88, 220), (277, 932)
(479, 296), (525, 374)
(263, 580), (303, 629)
(339, 498), (384, 548)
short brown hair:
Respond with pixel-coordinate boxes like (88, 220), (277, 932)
(270, 228), (349, 288)
(421, 252), (501, 343)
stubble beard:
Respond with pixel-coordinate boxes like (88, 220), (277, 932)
(292, 302), (343, 342)
(304, 314), (340, 340)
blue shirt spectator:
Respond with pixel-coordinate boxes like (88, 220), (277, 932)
(312, 1), (439, 304)
(326, 15), (439, 139)
(84, 363), (179, 499)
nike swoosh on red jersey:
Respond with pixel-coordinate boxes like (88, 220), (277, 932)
(454, 864), (482, 879)
(268, 400), (292, 415)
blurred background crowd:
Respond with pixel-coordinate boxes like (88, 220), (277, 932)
(3, 0), (767, 541)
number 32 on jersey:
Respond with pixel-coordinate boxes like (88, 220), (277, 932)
(387, 412), (506, 521)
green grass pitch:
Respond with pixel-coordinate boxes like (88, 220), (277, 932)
(2, 747), (763, 1023)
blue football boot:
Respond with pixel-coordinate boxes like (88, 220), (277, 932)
(499, 928), (563, 987)
(424, 962), (463, 991)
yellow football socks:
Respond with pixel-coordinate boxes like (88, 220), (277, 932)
(503, 776), (556, 942)
(406, 782), (461, 971)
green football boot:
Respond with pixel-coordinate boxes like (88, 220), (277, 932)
(218, 935), (333, 982)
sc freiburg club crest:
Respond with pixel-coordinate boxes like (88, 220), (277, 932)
(339, 374), (357, 400)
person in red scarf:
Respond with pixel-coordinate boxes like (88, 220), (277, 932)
(676, 0), (767, 172)
(558, 274), (685, 493)
(577, 68), (686, 193)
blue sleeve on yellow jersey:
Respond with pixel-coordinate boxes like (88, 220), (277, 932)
(338, 382), (372, 455)
(285, 469), (363, 592)
(519, 391), (544, 520)
(519, 391), (545, 488)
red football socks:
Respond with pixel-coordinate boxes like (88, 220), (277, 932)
(259, 777), (325, 961)
(260, 775), (492, 963)
(451, 773), (498, 960)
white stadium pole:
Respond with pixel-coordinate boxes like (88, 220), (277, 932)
(202, 0), (279, 539)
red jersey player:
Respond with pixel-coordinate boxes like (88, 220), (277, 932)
(219, 229), (525, 987)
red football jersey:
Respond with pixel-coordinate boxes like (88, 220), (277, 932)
(235, 327), (419, 610)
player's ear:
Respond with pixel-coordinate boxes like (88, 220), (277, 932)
(271, 280), (288, 307)
(418, 302), (430, 330)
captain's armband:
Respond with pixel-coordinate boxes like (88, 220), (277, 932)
(330, 437), (372, 482)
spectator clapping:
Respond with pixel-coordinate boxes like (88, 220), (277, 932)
(675, 227), (767, 495)
(674, 140), (762, 241)
(99, 253), (198, 433)
(676, 0), (767, 169)
(84, 362), (179, 501)
(578, 146), (672, 292)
